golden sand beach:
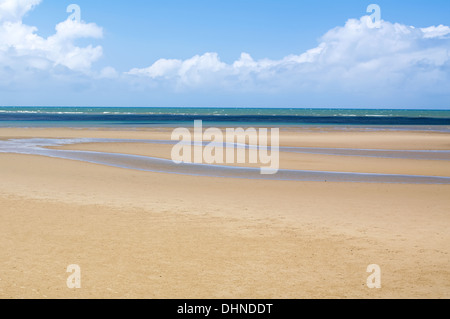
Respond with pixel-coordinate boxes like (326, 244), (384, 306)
(0, 127), (449, 299)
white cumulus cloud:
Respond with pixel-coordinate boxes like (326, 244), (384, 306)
(0, 0), (103, 75)
(0, 0), (40, 22)
(421, 25), (450, 39)
(127, 16), (450, 98)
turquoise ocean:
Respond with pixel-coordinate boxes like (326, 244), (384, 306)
(0, 107), (449, 128)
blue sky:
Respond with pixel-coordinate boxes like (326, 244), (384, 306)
(1, 0), (450, 108)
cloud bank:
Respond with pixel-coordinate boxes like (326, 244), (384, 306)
(0, 0), (449, 107)
(128, 16), (450, 98)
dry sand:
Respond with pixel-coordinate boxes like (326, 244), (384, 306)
(0, 127), (449, 299)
